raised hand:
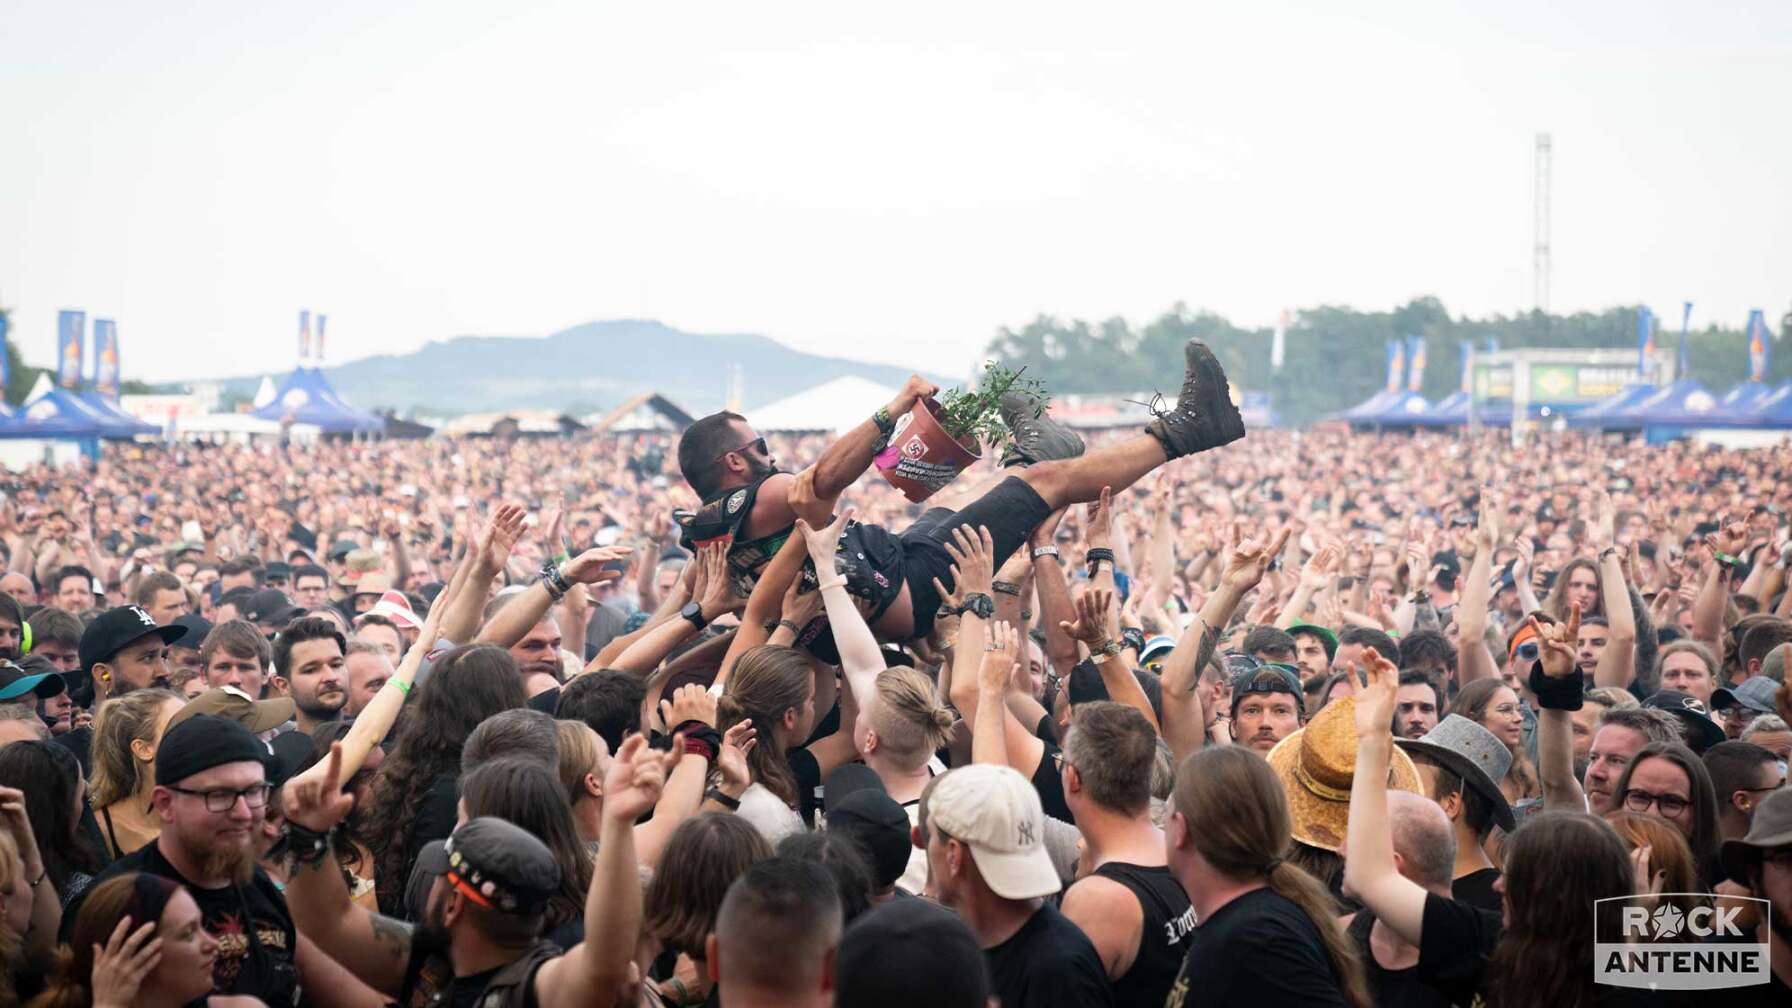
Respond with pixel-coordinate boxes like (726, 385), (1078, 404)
(90, 916), (163, 1008)
(1059, 588), (1114, 645)
(563, 544), (635, 585)
(1707, 514), (1749, 558)
(716, 721), (758, 796)
(1221, 524), (1293, 594)
(937, 524), (995, 602)
(603, 734), (681, 825)
(796, 508), (853, 571)
(1476, 493), (1503, 554)
(1299, 540), (1341, 592)
(659, 683), (718, 731)
(1087, 487), (1114, 551)
(981, 620), (1019, 693)
(693, 543), (740, 618)
(1528, 604), (1579, 679)
(479, 504), (527, 572)
(1029, 507), (1068, 548)
(284, 742), (356, 833)
(1588, 490), (1616, 552)
(1353, 646), (1399, 740)
(779, 571), (825, 628)
(788, 467), (836, 530)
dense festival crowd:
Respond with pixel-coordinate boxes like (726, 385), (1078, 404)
(0, 341), (1788, 1007)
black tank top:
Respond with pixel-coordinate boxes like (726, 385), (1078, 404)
(1345, 909), (1455, 1008)
(1092, 861), (1195, 1007)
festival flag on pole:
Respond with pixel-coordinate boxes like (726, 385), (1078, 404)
(1637, 306), (1655, 377)
(56, 310), (85, 389)
(298, 310), (312, 364)
(1385, 339), (1405, 394)
(1484, 335), (1500, 354)
(0, 313), (10, 396)
(1271, 310), (1288, 371)
(1677, 302), (1692, 378)
(93, 319), (120, 400)
(1748, 308), (1770, 382)
(315, 313), (327, 364)
(1459, 340), (1475, 394)
(1406, 336), (1426, 393)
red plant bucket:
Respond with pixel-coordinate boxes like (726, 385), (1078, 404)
(874, 398), (982, 503)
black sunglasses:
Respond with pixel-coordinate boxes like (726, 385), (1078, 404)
(713, 437), (767, 465)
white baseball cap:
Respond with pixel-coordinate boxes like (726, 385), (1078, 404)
(925, 764), (1060, 900)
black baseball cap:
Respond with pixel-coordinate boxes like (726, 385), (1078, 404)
(264, 562), (294, 581)
(170, 614), (213, 649)
(1230, 663), (1303, 716)
(79, 606), (189, 673)
(824, 763), (886, 812)
(0, 662), (65, 702)
(327, 539), (359, 562)
(1641, 690), (1726, 753)
(826, 789), (912, 889)
(243, 589), (303, 626)
(836, 899), (992, 1008)
(416, 817), (560, 915)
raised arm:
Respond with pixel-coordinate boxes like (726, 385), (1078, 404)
(1342, 646), (1430, 945)
(971, 621), (1046, 776)
(538, 734), (680, 1008)
(797, 509), (884, 704)
(283, 745), (413, 998)
(1455, 497), (1501, 687)
(1278, 540), (1339, 630)
(1692, 516), (1747, 653)
(1061, 587), (1158, 732)
(1031, 513), (1080, 678)
(807, 377), (940, 501)
(1533, 607), (1589, 811)
(607, 545), (735, 676)
(1589, 494), (1637, 690)
(478, 544), (632, 648)
(439, 504), (525, 646)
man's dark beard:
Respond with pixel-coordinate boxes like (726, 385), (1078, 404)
(742, 455), (782, 482)
(416, 901), (452, 957)
(295, 691), (345, 721)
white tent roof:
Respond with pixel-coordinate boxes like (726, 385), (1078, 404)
(748, 376), (896, 433)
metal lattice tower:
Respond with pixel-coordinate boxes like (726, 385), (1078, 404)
(1533, 132), (1552, 313)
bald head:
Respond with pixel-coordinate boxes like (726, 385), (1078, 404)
(1387, 791), (1456, 893)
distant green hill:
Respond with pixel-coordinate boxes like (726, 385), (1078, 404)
(216, 319), (947, 416)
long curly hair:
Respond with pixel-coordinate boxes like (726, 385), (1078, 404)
(362, 644), (524, 915)
(716, 645), (813, 809)
(459, 758), (593, 937)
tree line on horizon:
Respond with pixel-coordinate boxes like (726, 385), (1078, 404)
(981, 297), (1792, 425)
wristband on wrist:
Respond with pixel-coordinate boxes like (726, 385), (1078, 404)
(286, 823), (336, 869)
(777, 618), (801, 635)
(673, 720), (722, 762)
(1032, 545), (1060, 560)
(385, 678), (411, 696)
(1091, 639), (1124, 659)
(815, 576), (848, 591)
(1085, 547), (1116, 566)
(705, 787), (741, 811)
(991, 580), (1022, 597)
(1121, 627), (1146, 653)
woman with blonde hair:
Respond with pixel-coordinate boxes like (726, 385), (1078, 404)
(88, 689), (184, 860)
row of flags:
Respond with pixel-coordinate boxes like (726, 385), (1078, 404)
(298, 310), (328, 365)
(43, 309), (123, 400)
(1636, 304), (1774, 383)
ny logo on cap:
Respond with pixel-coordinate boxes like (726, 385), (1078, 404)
(1017, 821), (1035, 847)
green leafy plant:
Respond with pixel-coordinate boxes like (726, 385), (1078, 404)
(936, 362), (1047, 452)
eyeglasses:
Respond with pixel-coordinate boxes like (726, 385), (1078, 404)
(171, 784), (272, 813)
(1490, 703), (1521, 717)
(1513, 641), (1539, 663)
(713, 437), (767, 465)
(1621, 789), (1691, 817)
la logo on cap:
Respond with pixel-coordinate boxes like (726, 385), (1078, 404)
(129, 606), (157, 628)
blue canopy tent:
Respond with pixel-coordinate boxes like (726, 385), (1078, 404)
(1601, 379), (1728, 441)
(1738, 382), (1792, 428)
(1348, 391), (1432, 427)
(250, 367), (383, 434)
(1332, 390), (1402, 423)
(1717, 380), (1774, 414)
(0, 388), (110, 439)
(76, 391), (159, 437)
(1567, 383), (1658, 428)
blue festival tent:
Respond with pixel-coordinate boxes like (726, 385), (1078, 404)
(1567, 384), (1658, 428)
(1347, 391), (1432, 426)
(1717, 380), (1774, 413)
(249, 367), (383, 434)
(76, 392), (159, 437)
(1600, 378), (1728, 439)
(0, 386), (111, 439)
(1739, 382), (1792, 428)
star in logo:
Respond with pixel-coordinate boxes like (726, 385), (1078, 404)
(1650, 903), (1685, 939)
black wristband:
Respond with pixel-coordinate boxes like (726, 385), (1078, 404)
(1085, 548), (1116, 565)
(286, 823), (335, 868)
(672, 720), (723, 762)
(991, 580), (1022, 597)
(1526, 661), (1586, 711)
(1121, 627), (1146, 653)
(705, 788), (741, 811)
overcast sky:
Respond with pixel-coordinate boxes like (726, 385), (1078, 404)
(2, 1), (1787, 387)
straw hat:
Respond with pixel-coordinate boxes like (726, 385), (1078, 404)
(1266, 695), (1422, 852)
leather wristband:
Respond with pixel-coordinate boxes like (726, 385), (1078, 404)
(1032, 545), (1060, 560)
(1526, 661), (1586, 711)
(705, 788), (741, 811)
(991, 580), (1022, 597)
(286, 823), (335, 868)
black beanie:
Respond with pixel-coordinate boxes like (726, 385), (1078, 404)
(155, 714), (269, 787)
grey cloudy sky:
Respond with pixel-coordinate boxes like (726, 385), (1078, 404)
(2, 1), (1787, 387)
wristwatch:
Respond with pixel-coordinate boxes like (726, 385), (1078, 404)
(680, 601), (710, 630)
(955, 592), (995, 620)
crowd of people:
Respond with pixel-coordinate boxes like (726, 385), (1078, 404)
(0, 340), (1788, 1006)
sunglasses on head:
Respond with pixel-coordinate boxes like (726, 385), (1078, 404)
(1513, 641), (1539, 663)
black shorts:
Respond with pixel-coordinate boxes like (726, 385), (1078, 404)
(899, 476), (1053, 639)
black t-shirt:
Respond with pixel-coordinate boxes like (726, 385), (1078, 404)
(1346, 910), (1456, 1008)
(63, 840), (301, 1006)
(1165, 886), (1348, 1008)
(1030, 740), (1074, 824)
(398, 940), (554, 1008)
(788, 745), (823, 827)
(1415, 891), (1502, 1005)
(268, 726), (316, 781)
(1451, 867), (1502, 914)
(984, 902), (1113, 1008)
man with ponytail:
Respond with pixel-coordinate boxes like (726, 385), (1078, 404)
(1163, 745), (1369, 1008)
